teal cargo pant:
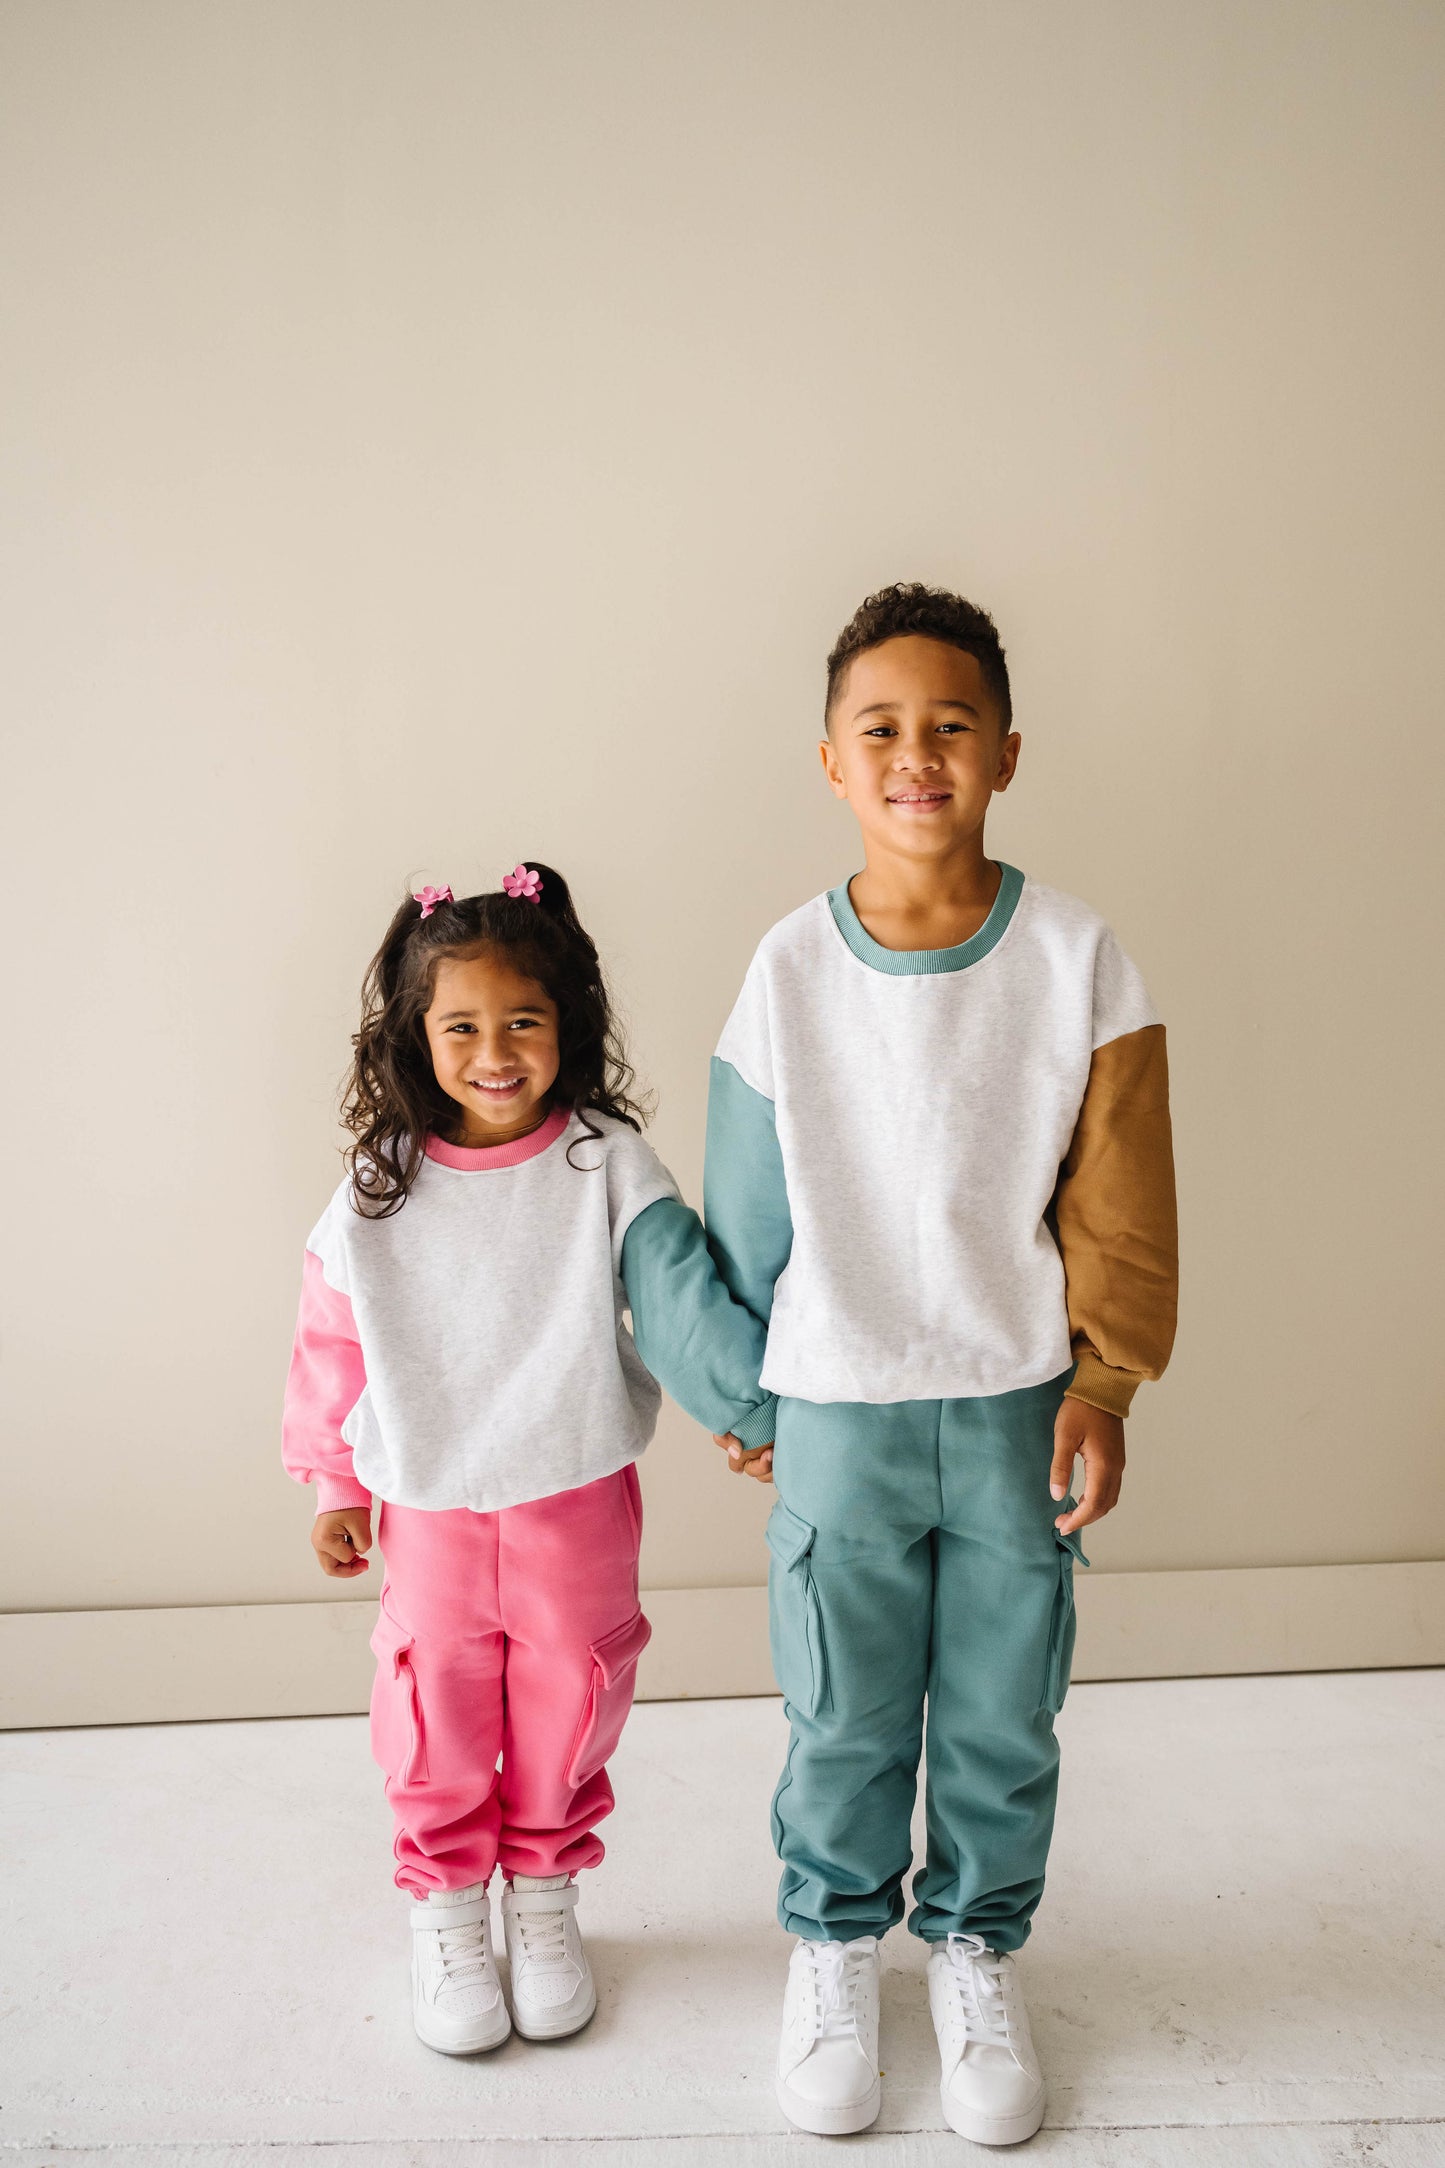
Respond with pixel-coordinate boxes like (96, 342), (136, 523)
(766, 1372), (1087, 1951)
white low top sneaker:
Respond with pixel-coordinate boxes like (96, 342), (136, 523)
(410, 1882), (511, 2055)
(501, 1874), (597, 2040)
(774, 1935), (882, 2135)
(927, 1932), (1045, 2145)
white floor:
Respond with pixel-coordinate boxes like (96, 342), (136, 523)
(3, 1670), (1442, 2168)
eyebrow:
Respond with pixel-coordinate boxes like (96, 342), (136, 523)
(852, 699), (981, 720)
(433, 1006), (548, 1023)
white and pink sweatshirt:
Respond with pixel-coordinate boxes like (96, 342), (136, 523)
(283, 1104), (778, 1517)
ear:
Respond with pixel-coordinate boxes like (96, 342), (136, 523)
(818, 736), (848, 799)
(993, 730), (1022, 793)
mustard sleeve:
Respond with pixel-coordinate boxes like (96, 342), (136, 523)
(1054, 1022), (1178, 1417)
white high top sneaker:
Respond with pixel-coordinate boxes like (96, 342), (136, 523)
(409, 1881), (511, 2054)
(774, 1936), (882, 2135)
(500, 1874), (597, 2040)
(927, 1932), (1045, 2145)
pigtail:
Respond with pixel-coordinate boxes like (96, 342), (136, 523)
(528, 862), (588, 941)
(512, 859), (650, 1160)
(342, 894), (457, 1217)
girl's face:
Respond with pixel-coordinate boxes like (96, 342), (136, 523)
(422, 949), (561, 1146)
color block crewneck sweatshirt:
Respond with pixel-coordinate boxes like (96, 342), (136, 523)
(704, 866), (1178, 1415)
(283, 1105), (778, 1515)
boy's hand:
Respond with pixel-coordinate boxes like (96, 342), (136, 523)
(312, 1507), (373, 1578)
(712, 1431), (774, 1485)
(1049, 1400), (1125, 1534)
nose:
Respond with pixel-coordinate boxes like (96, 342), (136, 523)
(894, 739), (941, 771)
(470, 1030), (519, 1071)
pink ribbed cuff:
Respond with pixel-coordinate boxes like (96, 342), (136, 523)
(314, 1472), (373, 1515)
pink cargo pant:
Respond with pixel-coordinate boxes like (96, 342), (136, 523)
(369, 1464), (651, 1896)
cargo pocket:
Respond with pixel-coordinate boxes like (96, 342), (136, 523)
(766, 1500), (829, 1720)
(1041, 1515), (1091, 1715)
(563, 1610), (652, 1791)
(370, 1598), (428, 1786)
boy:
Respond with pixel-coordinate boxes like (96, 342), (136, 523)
(704, 584), (1177, 2144)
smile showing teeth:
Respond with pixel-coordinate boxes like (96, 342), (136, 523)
(889, 791), (950, 805)
(471, 1078), (525, 1094)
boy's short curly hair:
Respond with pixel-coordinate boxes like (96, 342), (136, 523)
(825, 583), (1012, 729)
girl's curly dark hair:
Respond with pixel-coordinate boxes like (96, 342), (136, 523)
(341, 863), (650, 1218)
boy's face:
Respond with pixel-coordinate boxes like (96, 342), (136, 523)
(820, 636), (1020, 863)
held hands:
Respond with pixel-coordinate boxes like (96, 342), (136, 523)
(312, 1507), (373, 1578)
(1050, 1397), (1125, 1535)
(713, 1431), (774, 1484)
(712, 1400), (1126, 1521)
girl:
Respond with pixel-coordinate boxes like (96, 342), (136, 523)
(282, 864), (776, 2055)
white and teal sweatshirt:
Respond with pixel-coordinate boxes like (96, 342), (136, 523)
(705, 867), (1178, 1415)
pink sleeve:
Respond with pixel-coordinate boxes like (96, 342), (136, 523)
(282, 1248), (373, 1515)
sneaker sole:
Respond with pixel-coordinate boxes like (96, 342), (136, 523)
(414, 2005), (512, 2056)
(939, 2081), (1045, 2146)
(775, 2071), (882, 2136)
(510, 1980), (598, 2041)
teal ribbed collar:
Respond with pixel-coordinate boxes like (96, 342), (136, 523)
(826, 862), (1025, 976)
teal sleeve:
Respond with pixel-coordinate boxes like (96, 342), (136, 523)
(620, 1196), (779, 1448)
(703, 1055), (793, 1326)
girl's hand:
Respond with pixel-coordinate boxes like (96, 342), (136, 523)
(712, 1432), (774, 1485)
(312, 1507), (373, 1578)
(1049, 1399), (1125, 1534)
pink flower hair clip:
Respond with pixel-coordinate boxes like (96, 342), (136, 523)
(412, 884), (454, 918)
(502, 864), (544, 903)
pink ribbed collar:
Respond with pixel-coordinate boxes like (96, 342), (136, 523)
(424, 1102), (571, 1171)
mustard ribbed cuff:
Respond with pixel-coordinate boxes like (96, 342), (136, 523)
(1064, 1352), (1142, 1418)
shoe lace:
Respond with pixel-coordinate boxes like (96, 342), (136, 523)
(942, 1932), (1017, 2053)
(798, 1939), (872, 2045)
(513, 1903), (570, 1971)
(433, 1915), (491, 1988)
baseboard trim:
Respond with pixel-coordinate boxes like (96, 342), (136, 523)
(2, 1561), (1441, 1729)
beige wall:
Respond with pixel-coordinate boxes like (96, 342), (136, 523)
(3, 0), (1442, 1626)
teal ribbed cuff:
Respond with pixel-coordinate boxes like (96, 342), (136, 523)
(730, 1394), (779, 1450)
